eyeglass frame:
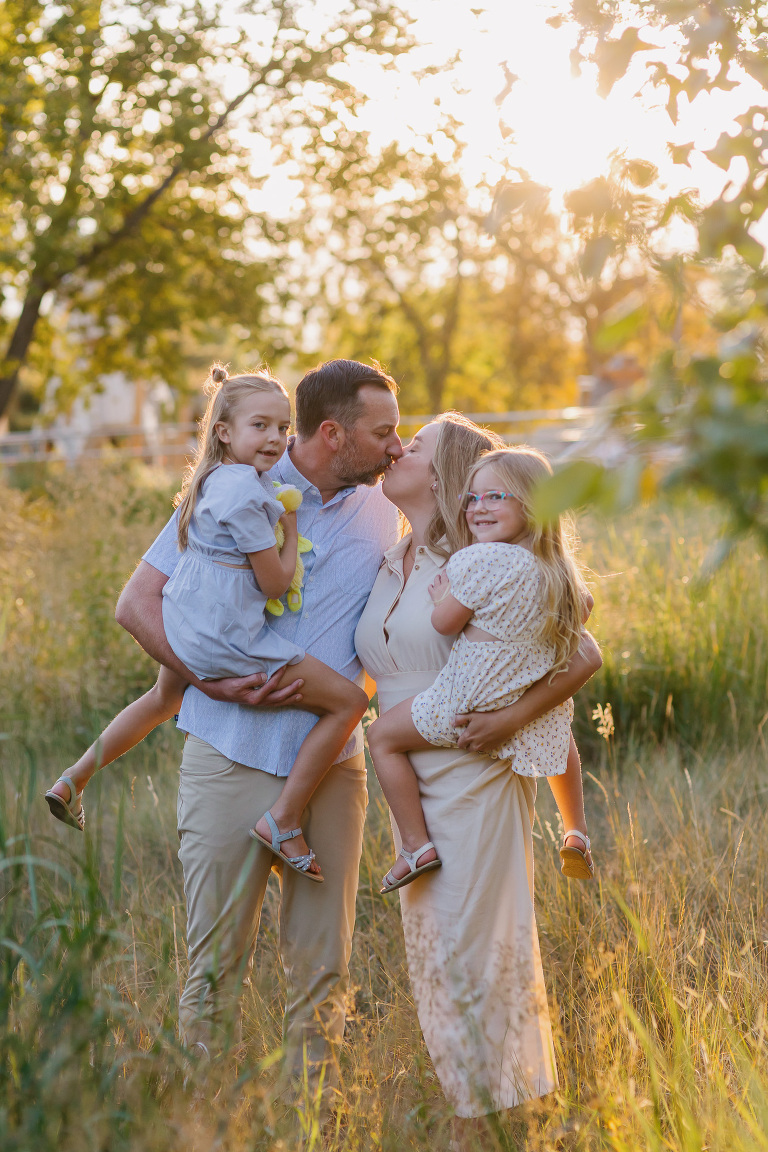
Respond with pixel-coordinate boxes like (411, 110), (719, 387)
(463, 489), (520, 510)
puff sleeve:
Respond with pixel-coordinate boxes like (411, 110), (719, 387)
(217, 472), (283, 555)
(446, 543), (533, 610)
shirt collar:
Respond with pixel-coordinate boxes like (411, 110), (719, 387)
(272, 438), (357, 506)
(382, 532), (449, 571)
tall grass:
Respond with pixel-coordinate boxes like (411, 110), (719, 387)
(1, 463), (767, 1149)
(579, 503), (768, 753)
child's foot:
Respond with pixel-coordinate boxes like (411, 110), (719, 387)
(380, 841), (441, 894)
(44, 775), (85, 831)
(559, 829), (594, 879)
(250, 811), (323, 879)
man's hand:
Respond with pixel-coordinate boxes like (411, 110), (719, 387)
(453, 711), (507, 754)
(116, 563), (305, 709)
(202, 668), (304, 707)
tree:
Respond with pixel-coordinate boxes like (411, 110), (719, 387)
(485, 154), (692, 378)
(0, 0), (412, 419)
(533, 1), (768, 553)
(285, 118), (580, 413)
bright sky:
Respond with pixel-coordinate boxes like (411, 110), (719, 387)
(324, 0), (763, 213)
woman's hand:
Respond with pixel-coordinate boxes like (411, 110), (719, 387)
(453, 709), (514, 753)
(428, 572), (451, 604)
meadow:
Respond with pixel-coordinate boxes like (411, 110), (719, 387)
(1, 462), (767, 1151)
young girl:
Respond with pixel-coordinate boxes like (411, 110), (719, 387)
(44, 365), (368, 882)
(367, 445), (594, 893)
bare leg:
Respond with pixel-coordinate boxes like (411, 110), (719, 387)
(48, 666), (187, 807)
(366, 698), (438, 882)
(251, 655), (368, 876)
(546, 732), (593, 869)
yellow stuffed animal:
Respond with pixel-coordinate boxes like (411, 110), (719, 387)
(266, 483), (313, 616)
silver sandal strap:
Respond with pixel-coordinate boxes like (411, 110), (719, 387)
(399, 841), (436, 874)
(562, 829), (590, 852)
(263, 810), (303, 849)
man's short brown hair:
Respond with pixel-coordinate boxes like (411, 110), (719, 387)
(295, 359), (398, 439)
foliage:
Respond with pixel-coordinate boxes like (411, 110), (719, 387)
(486, 153), (673, 374)
(285, 113), (585, 414)
(0, 0), (413, 420)
(539, 1), (768, 553)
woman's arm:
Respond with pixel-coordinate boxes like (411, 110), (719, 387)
(247, 511), (299, 599)
(453, 631), (602, 753)
(115, 561), (305, 707)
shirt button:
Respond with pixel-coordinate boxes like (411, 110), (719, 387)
(414, 564), (420, 570)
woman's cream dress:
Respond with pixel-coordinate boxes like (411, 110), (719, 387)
(355, 536), (558, 1118)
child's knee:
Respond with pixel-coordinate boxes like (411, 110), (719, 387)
(366, 715), (389, 756)
(150, 679), (184, 716)
(337, 683), (369, 725)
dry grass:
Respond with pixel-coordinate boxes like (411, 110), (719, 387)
(1, 463), (767, 1150)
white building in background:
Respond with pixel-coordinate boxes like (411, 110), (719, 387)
(39, 371), (180, 462)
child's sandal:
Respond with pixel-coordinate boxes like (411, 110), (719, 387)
(380, 841), (442, 894)
(44, 775), (85, 832)
(559, 829), (594, 879)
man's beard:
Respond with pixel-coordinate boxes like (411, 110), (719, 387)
(332, 442), (391, 487)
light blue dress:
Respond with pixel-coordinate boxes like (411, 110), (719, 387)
(162, 463), (305, 680)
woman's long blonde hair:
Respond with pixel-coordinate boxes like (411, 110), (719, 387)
(463, 446), (588, 676)
(424, 412), (506, 558)
(174, 363), (289, 549)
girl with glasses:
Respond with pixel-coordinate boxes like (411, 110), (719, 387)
(367, 444), (595, 893)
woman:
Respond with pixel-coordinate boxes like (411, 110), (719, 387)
(355, 413), (601, 1146)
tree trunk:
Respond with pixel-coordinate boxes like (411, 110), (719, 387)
(426, 368), (445, 414)
(0, 281), (48, 420)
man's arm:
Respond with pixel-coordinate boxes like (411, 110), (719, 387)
(453, 631), (602, 753)
(115, 561), (305, 707)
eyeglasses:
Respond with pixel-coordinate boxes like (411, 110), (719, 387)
(463, 490), (518, 510)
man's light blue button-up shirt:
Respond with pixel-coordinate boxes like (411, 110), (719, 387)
(142, 449), (400, 774)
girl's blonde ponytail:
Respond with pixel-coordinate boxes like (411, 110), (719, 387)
(174, 362), (287, 550)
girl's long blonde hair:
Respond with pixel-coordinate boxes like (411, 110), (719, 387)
(424, 413), (506, 558)
(174, 363), (289, 549)
(463, 446), (588, 676)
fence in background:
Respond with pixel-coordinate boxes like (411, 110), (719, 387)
(0, 406), (609, 469)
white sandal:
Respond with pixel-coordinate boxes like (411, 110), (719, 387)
(380, 841), (442, 894)
(44, 775), (85, 832)
(559, 829), (594, 879)
(250, 811), (323, 883)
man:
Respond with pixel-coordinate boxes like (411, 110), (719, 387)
(116, 358), (603, 1110)
(115, 359), (402, 1102)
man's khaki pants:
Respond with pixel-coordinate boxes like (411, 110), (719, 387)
(176, 733), (368, 1098)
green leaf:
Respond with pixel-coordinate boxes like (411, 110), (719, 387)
(704, 132), (739, 171)
(530, 460), (606, 523)
(626, 159), (658, 188)
(579, 234), (614, 280)
(595, 291), (647, 351)
(565, 177), (613, 220)
(740, 51), (768, 87)
(594, 28), (654, 96)
(667, 141), (694, 166)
